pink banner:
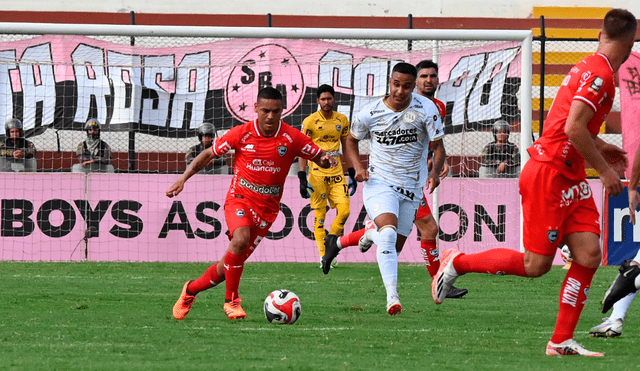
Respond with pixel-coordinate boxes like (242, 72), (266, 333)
(620, 52), (640, 178)
(0, 35), (521, 134)
(1, 173), (600, 264)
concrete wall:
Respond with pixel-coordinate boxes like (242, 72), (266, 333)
(0, 0), (637, 18)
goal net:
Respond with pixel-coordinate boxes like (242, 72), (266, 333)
(0, 24), (532, 262)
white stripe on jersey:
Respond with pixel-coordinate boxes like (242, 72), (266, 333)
(351, 93), (444, 189)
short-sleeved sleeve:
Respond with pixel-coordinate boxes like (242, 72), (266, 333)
(573, 72), (613, 113)
(424, 103), (445, 143)
(291, 128), (323, 161)
(301, 116), (313, 138)
(350, 109), (370, 140)
(338, 113), (350, 139)
(212, 125), (243, 156)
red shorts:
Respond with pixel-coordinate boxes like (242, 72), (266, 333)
(415, 195), (433, 220)
(224, 198), (273, 259)
(519, 159), (601, 256)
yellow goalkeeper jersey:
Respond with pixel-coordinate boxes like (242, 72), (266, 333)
(301, 110), (349, 176)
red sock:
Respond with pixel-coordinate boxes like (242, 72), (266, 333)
(550, 262), (597, 344)
(453, 248), (527, 276)
(187, 262), (224, 295)
(339, 228), (367, 248)
(420, 240), (440, 278)
(224, 251), (245, 301)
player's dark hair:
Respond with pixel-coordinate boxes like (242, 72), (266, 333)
(316, 84), (335, 98)
(415, 60), (439, 73)
(257, 87), (283, 102)
(603, 9), (637, 39)
(391, 62), (417, 78)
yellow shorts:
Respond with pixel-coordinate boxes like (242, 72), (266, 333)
(308, 172), (350, 210)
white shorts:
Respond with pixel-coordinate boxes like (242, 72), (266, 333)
(362, 176), (421, 237)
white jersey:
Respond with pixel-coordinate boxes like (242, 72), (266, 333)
(351, 93), (444, 189)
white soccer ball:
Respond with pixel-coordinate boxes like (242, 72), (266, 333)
(560, 245), (573, 264)
(264, 289), (301, 324)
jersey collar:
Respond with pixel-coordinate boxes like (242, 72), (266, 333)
(382, 94), (413, 112)
(252, 119), (282, 137)
(595, 53), (614, 73)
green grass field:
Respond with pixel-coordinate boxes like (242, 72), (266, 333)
(0, 261), (636, 370)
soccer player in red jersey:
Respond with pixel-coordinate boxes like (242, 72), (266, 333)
(326, 60), (468, 299)
(432, 9), (636, 356)
(168, 87), (337, 320)
(413, 60), (467, 299)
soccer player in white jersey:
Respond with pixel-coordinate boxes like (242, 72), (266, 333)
(592, 144), (640, 337)
(322, 62), (446, 315)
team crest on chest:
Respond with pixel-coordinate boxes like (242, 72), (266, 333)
(336, 124), (342, 132)
(401, 110), (419, 124)
(277, 145), (288, 157)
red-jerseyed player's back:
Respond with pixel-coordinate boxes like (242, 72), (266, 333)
(212, 119), (322, 222)
(528, 53), (616, 180)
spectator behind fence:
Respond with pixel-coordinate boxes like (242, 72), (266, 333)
(72, 119), (114, 173)
(185, 123), (229, 174)
(479, 120), (520, 178)
(0, 118), (37, 172)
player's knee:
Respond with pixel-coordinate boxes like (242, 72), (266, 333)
(523, 259), (552, 277)
(588, 247), (602, 265)
(229, 229), (252, 254)
(314, 208), (327, 227)
(572, 245), (602, 268)
(375, 225), (398, 251)
(314, 206), (327, 218)
(420, 220), (439, 240)
(335, 203), (350, 222)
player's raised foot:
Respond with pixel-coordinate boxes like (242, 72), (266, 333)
(590, 317), (623, 338)
(358, 220), (376, 253)
(386, 295), (402, 316)
(223, 297), (246, 319)
(545, 339), (604, 357)
(322, 234), (341, 275)
(432, 249), (462, 304)
(446, 285), (469, 299)
(173, 280), (196, 320)
(601, 260), (640, 313)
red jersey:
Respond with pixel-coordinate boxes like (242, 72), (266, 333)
(432, 98), (446, 119)
(427, 98), (446, 153)
(528, 53), (615, 179)
(213, 119), (323, 222)
(419, 97), (447, 220)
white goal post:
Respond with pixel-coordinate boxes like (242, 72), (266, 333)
(0, 23), (532, 262)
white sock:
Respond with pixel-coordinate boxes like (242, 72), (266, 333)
(610, 291), (637, 322)
(373, 227), (398, 301)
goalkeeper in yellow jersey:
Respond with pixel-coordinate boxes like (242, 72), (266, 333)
(298, 84), (356, 267)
